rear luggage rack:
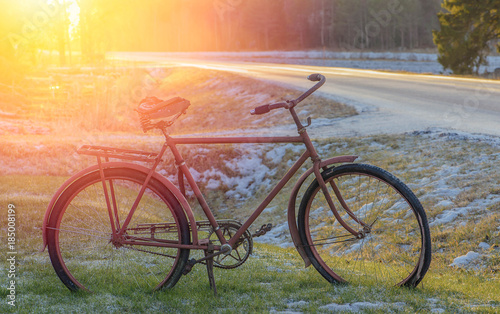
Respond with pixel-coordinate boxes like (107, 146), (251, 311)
(77, 145), (161, 162)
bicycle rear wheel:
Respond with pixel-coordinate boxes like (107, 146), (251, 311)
(298, 164), (431, 287)
(47, 167), (190, 292)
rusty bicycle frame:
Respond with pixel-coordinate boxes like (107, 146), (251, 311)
(42, 73), (366, 293)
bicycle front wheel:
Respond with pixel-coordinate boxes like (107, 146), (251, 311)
(298, 164), (431, 287)
(47, 167), (190, 293)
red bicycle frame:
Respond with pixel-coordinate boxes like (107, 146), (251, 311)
(41, 73), (361, 267)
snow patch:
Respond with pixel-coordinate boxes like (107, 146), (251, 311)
(205, 179), (220, 190)
(431, 196), (500, 227)
(436, 200), (454, 208)
(449, 251), (481, 268)
(319, 301), (406, 312)
(224, 152), (272, 199)
(287, 300), (309, 308)
(265, 144), (301, 164)
(478, 242), (490, 250)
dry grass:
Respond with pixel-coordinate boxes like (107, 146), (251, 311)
(0, 66), (355, 136)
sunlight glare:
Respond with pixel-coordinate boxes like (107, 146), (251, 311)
(66, 0), (79, 39)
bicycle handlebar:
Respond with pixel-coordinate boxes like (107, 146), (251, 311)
(250, 73), (325, 115)
(250, 102), (288, 115)
(295, 73), (325, 104)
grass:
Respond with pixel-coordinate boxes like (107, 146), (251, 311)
(1, 66), (499, 312)
(0, 65), (356, 135)
(0, 209), (498, 313)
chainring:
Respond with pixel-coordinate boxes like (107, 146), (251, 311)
(208, 221), (253, 269)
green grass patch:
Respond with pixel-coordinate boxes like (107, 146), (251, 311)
(0, 235), (498, 313)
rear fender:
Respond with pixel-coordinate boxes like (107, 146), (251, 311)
(41, 162), (197, 251)
(287, 155), (358, 267)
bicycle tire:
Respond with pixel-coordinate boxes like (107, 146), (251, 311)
(298, 163), (431, 287)
(47, 167), (190, 292)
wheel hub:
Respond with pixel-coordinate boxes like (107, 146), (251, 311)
(110, 233), (124, 248)
(357, 225), (372, 239)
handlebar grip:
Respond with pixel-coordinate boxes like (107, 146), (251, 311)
(250, 104), (271, 115)
(307, 73), (323, 82)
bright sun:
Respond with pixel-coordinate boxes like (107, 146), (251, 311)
(66, 0), (80, 38)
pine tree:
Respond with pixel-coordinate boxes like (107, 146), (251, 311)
(433, 0), (500, 75)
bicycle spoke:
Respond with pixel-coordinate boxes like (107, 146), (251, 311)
(46, 226), (111, 239)
(308, 234), (359, 246)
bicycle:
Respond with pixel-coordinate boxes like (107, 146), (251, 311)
(42, 73), (431, 295)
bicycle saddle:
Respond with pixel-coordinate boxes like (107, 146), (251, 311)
(137, 96), (190, 119)
(136, 96), (190, 132)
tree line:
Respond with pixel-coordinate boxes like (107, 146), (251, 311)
(82, 0), (442, 53)
(2, 0), (442, 65)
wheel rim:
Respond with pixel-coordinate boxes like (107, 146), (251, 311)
(50, 172), (184, 292)
(304, 171), (425, 286)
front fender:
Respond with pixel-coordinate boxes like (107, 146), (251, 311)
(287, 155), (357, 267)
(41, 162), (198, 251)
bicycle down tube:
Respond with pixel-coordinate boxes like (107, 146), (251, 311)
(167, 136), (311, 248)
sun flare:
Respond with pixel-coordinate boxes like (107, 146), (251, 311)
(66, 0), (80, 38)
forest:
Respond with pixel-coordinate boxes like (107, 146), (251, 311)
(2, 0), (442, 66)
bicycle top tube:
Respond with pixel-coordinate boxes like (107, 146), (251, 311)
(158, 74), (326, 146)
(169, 136), (303, 145)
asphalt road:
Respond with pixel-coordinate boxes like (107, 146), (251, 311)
(110, 52), (500, 137)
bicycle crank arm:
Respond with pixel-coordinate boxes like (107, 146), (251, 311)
(182, 244), (231, 275)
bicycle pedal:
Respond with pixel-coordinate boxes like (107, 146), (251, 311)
(252, 223), (272, 238)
